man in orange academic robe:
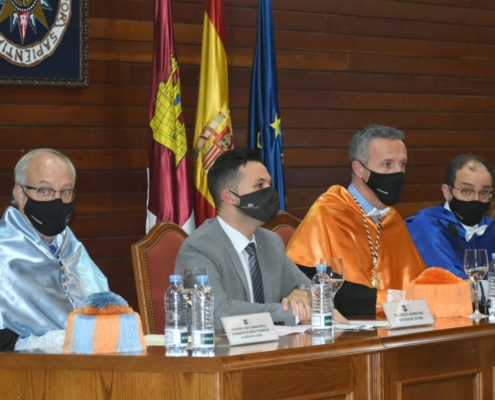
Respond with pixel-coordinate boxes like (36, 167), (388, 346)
(287, 125), (426, 316)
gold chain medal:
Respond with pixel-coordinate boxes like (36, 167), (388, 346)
(371, 258), (382, 289)
(351, 196), (383, 290)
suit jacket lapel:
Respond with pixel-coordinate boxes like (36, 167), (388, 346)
(210, 218), (251, 301)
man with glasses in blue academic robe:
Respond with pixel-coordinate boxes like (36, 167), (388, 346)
(0, 149), (108, 351)
(406, 155), (495, 279)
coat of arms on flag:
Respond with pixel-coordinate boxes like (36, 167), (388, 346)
(150, 54), (187, 166)
(194, 110), (233, 172)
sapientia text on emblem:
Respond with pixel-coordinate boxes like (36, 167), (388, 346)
(0, 0), (71, 67)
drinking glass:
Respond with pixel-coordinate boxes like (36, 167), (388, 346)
(319, 258), (345, 320)
(464, 249), (489, 320)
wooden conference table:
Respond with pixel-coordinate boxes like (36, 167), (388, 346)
(1, 318), (494, 400)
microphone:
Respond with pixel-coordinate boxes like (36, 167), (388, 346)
(448, 223), (464, 251)
(449, 222), (489, 310)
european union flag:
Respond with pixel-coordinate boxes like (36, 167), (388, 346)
(247, 0), (286, 210)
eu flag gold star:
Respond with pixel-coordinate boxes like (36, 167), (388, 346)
(270, 113), (282, 137)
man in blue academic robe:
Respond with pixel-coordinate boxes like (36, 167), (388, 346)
(0, 149), (109, 351)
(405, 155), (495, 279)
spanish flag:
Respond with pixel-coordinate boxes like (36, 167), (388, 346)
(147, 0), (194, 233)
(193, 0), (233, 228)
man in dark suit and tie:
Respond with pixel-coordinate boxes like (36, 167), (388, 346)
(175, 148), (346, 328)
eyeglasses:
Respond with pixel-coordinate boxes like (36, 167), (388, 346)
(450, 186), (493, 202)
(22, 185), (77, 203)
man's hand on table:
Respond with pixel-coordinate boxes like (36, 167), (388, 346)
(281, 288), (349, 324)
(333, 309), (348, 324)
(282, 288), (312, 322)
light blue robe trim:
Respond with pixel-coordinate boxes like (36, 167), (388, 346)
(0, 207), (109, 338)
(117, 314), (143, 353)
(72, 315), (97, 354)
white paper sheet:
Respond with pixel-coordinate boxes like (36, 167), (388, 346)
(275, 325), (311, 336)
(335, 320), (390, 330)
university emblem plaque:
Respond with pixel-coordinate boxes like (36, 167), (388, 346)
(0, 0), (88, 86)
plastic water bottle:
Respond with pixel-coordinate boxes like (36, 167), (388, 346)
(191, 275), (215, 356)
(487, 254), (495, 319)
(311, 263), (333, 336)
(164, 275), (188, 356)
(489, 253), (495, 299)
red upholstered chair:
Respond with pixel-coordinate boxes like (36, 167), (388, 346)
(131, 222), (188, 335)
(262, 211), (301, 248)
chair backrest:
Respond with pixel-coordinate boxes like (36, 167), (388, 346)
(262, 211), (301, 248)
(131, 222), (188, 335)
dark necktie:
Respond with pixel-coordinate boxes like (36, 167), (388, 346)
(244, 243), (265, 304)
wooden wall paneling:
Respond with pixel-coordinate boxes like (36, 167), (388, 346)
(349, 54), (495, 80)
(90, 0), (154, 21)
(90, 19), (153, 42)
(70, 215), (145, 238)
(331, 92), (495, 114)
(284, 149), (495, 169)
(266, 0), (495, 27)
(325, 14), (495, 44)
(90, 39), (154, 63)
(273, 32), (495, 62)
(0, 105), (148, 127)
(281, 130), (495, 150)
(394, 0), (495, 11)
(97, 259), (137, 281)
(4, 85), (150, 105)
(89, 61), (150, 84)
(273, 69), (495, 96)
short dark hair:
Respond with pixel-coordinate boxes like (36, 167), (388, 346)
(208, 148), (262, 208)
(444, 155), (495, 186)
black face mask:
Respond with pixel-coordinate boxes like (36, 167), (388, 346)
(449, 194), (491, 227)
(23, 196), (75, 237)
(230, 186), (280, 223)
(361, 164), (405, 206)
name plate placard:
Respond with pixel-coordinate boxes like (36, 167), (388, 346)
(381, 300), (434, 329)
(221, 312), (279, 346)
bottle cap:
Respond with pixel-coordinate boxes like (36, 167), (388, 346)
(196, 274), (209, 284)
(316, 263), (327, 272)
(170, 274), (182, 284)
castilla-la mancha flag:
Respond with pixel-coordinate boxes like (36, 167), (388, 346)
(147, 0), (194, 233)
(193, 0), (233, 228)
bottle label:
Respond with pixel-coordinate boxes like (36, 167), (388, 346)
(165, 328), (188, 346)
(312, 313), (332, 328)
(192, 330), (215, 348)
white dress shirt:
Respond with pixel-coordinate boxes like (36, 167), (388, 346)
(217, 216), (256, 302)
